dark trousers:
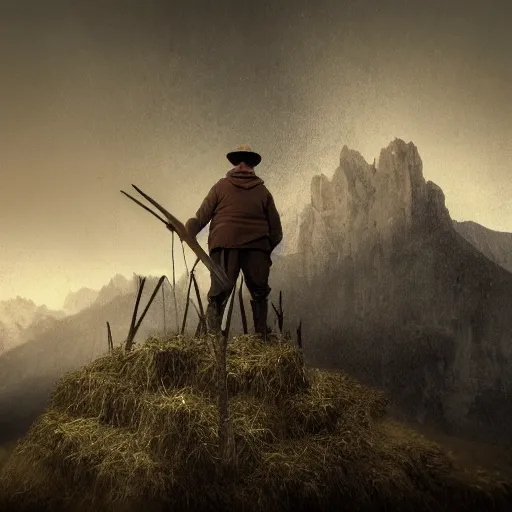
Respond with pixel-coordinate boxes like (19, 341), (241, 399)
(208, 248), (272, 307)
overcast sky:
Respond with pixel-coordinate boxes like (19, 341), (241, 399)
(1, 0), (511, 309)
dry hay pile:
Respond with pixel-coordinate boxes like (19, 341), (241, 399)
(0, 334), (511, 512)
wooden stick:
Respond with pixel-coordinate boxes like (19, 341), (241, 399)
(188, 296), (206, 338)
(181, 273), (194, 335)
(217, 276), (238, 465)
(180, 258), (200, 336)
(128, 185), (231, 291)
(171, 231), (179, 333)
(271, 290), (284, 334)
(132, 276), (166, 337)
(162, 283), (167, 336)
(126, 276), (146, 351)
(194, 318), (203, 338)
(222, 274), (238, 340)
(120, 190), (169, 225)
(188, 296), (200, 317)
(238, 275), (248, 334)
(181, 239), (189, 277)
(191, 272), (205, 323)
(106, 321), (113, 352)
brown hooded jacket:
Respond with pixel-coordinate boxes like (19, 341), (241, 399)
(187, 168), (283, 254)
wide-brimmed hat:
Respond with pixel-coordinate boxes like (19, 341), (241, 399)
(226, 144), (262, 167)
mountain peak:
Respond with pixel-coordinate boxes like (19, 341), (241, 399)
(285, 139), (512, 442)
(63, 287), (99, 314)
(93, 274), (134, 307)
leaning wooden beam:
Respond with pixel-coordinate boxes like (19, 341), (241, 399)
(188, 297), (215, 355)
(126, 276), (146, 351)
(120, 191), (168, 225)
(217, 338), (230, 463)
(189, 297), (208, 339)
(217, 274), (238, 465)
(161, 284), (167, 337)
(181, 258), (200, 335)
(191, 272), (205, 327)
(271, 290), (284, 334)
(181, 274), (194, 336)
(238, 275), (248, 334)
(170, 231), (179, 333)
(222, 274), (238, 341)
(122, 185), (231, 291)
(106, 321), (113, 352)
(194, 318), (203, 338)
(180, 239), (189, 278)
(126, 276), (166, 352)
(297, 319), (303, 349)
(132, 276), (166, 336)
(188, 296), (201, 318)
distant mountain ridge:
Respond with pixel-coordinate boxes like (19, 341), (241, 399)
(0, 297), (65, 353)
(0, 271), (208, 442)
(62, 274), (135, 314)
(0, 274), (138, 355)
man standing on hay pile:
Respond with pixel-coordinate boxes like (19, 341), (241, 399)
(185, 144), (283, 340)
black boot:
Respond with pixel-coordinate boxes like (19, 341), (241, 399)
(206, 298), (224, 335)
(250, 299), (269, 341)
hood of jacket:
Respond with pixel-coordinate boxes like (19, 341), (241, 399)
(226, 168), (264, 190)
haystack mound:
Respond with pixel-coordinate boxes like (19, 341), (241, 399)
(1, 334), (511, 512)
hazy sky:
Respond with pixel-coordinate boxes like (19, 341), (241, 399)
(1, 0), (511, 309)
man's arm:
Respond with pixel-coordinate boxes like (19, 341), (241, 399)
(266, 192), (283, 251)
(185, 184), (219, 238)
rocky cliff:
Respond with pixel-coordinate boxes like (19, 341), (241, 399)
(453, 220), (512, 274)
(270, 139), (512, 443)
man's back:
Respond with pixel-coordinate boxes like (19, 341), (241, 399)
(207, 169), (274, 250)
(191, 166), (282, 254)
